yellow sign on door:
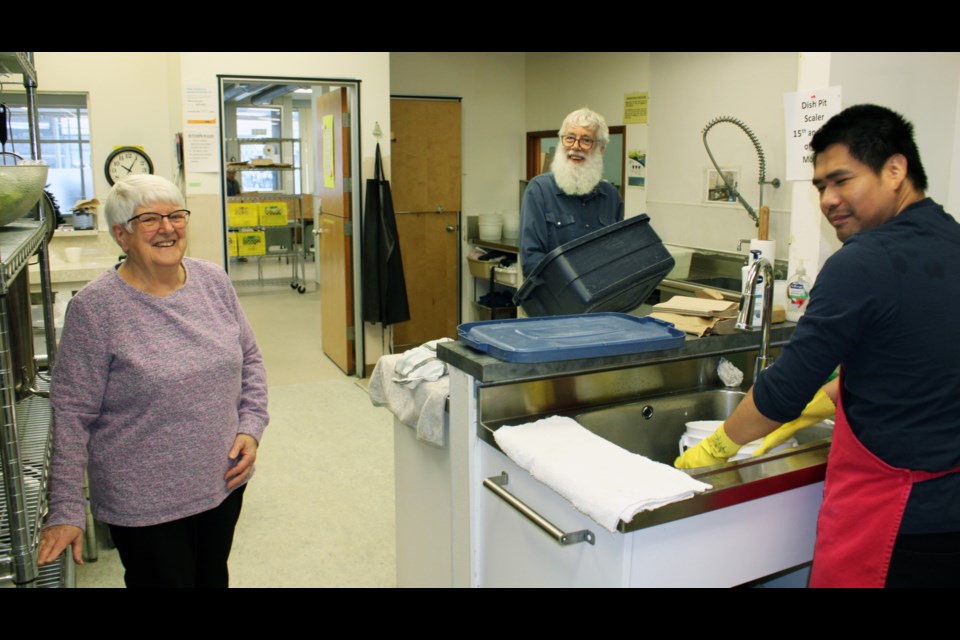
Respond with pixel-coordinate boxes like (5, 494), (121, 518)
(323, 114), (336, 189)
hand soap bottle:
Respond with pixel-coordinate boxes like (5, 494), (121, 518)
(786, 261), (812, 322)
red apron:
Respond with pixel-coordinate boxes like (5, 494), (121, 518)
(809, 374), (960, 588)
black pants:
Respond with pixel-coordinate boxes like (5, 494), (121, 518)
(885, 530), (960, 588)
(109, 485), (246, 588)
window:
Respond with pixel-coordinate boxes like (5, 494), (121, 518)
(235, 106), (281, 192)
(3, 92), (91, 210)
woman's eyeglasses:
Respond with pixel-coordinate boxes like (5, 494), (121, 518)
(127, 210), (191, 230)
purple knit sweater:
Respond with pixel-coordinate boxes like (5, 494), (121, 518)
(47, 258), (269, 528)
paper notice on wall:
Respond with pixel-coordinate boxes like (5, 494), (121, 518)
(184, 124), (219, 173)
(784, 86), (842, 181)
(184, 84), (218, 125)
(323, 114), (335, 189)
(624, 92), (648, 124)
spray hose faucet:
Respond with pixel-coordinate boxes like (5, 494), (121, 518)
(736, 257), (774, 383)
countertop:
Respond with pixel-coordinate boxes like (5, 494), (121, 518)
(437, 321), (796, 385)
(438, 318), (829, 537)
(29, 256), (118, 285)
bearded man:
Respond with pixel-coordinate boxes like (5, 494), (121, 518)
(519, 108), (624, 275)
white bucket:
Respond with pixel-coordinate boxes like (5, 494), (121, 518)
(679, 420), (797, 462)
(501, 210), (520, 240)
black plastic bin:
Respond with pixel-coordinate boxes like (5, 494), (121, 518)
(513, 214), (675, 317)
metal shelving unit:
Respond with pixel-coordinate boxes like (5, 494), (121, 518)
(0, 52), (67, 588)
(466, 216), (520, 321)
(228, 194), (308, 293)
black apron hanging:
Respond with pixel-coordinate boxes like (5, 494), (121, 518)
(362, 143), (411, 326)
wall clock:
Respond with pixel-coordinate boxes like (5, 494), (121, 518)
(104, 146), (154, 185)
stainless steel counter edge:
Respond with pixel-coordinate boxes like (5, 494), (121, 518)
(618, 442), (829, 533)
(437, 323), (797, 386)
(477, 412), (829, 535)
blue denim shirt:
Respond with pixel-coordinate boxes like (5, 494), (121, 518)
(519, 173), (624, 274)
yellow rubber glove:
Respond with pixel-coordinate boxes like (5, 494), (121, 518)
(752, 386), (836, 456)
(674, 423), (742, 469)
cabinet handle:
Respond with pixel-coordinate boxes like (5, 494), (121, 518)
(483, 472), (595, 546)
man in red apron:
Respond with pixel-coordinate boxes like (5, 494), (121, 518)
(677, 105), (960, 587)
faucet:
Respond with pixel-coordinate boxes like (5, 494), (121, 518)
(736, 257), (774, 383)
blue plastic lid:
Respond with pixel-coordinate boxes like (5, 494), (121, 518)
(458, 313), (685, 363)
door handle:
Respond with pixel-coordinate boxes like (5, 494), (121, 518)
(483, 472), (595, 546)
(446, 225), (456, 233)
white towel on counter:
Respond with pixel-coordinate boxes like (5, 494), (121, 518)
(494, 416), (713, 533)
(369, 350), (449, 448)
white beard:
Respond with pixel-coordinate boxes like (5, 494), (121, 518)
(551, 147), (604, 196)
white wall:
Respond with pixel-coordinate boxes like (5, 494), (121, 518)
(648, 52), (798, 259)
(525, 52), (650, 133)
(34, 52), (178, 224)
(830, 52), (960, 214)
(390, 52), (527, 321)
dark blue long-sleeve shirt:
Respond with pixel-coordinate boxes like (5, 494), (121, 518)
(753, 198), (960, 533)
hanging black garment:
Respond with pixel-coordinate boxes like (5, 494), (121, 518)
(362, 143), (411, 326)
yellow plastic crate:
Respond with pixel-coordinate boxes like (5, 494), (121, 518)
(259, 202), (289, 226)
(237, 231), (266, 256)
(228, 232), (239, 257)
(228, 203), (260, 228)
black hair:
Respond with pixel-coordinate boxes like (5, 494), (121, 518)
(810, 104), (928, 191)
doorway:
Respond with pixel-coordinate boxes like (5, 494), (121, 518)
(218, 75), (363, 375)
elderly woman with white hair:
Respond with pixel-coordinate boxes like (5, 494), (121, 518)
(37, 175), (268, 588)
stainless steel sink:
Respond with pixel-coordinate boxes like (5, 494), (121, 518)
(573, 388), (833, 466)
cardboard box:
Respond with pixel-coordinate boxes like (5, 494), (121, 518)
(652, 296), (739, 318)
(473, 302), (517, 321)
(228, 203), (259, 228)
(237, 231), (266, 256)
(228, 232), (239, 257)
(259, 201), (289, 226)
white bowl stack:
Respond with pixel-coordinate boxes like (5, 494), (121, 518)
(479, 214), (503, 242)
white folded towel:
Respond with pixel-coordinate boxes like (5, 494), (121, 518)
(494, 416), (712, 532)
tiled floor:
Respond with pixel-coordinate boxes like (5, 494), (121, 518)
(74, 265), (397, 587)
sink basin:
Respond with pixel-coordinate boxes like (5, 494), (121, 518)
(686, 276), (744, 292)
(573, 388), (833, 466)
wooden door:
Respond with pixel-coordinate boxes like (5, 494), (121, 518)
(394, 211), (460, 344)
(390, 98), (461, 350)
(317, 88), (354, 374)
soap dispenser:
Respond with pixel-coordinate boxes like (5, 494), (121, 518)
(786, 261), (812, 322)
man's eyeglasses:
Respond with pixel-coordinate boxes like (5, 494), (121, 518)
(127, 210), (191, 230)
(560, 134), (596, 150)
